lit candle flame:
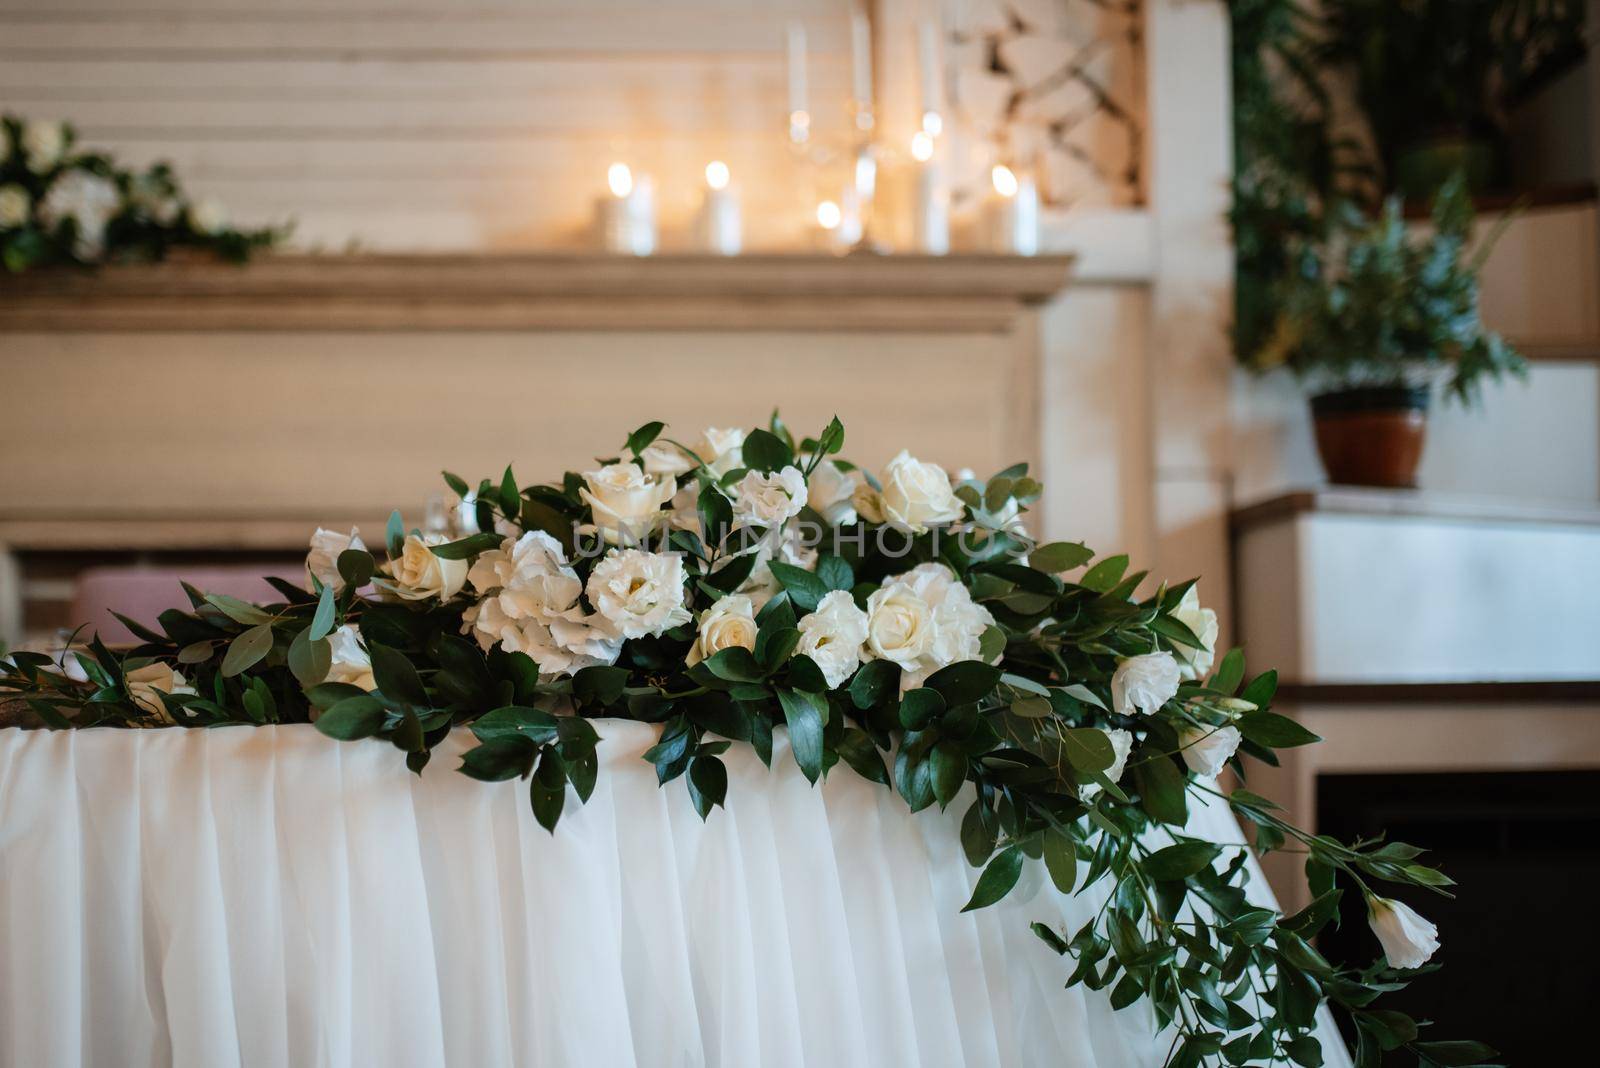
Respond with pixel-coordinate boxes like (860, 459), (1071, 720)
(705, 160), (730, 191)
(991, 164), (1019, 198)
(816, 200), (842, 230)
(607, 162), (633, 198)
(911, 132), (933, 163)
(921, 111), (943, 137)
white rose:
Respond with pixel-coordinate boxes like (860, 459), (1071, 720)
(696, 426), (747, 477)
(305, 526), (366, 592)
(189, 198), (228, 235)
(851, 481), (885, 524)
(731, 465), (807, 527)
(384, 533), (469, 602)
(1079, 728), (1134, 802)
(876, 450), (964, 532)
(21, 121), (65, 171)
(863, 584), (936, 674)
(807, 460), (863, 525)
(639, 442), (697, 477)
(586, 549), (691, 639)
(0, 184), (29, 229)
(325, 624), (376, 690)
(797, 589), (870, 688)
(580, 462), (677, 545)
(38, 170), (120, 258)
(1366, 897), (1440, 970)
(1172, 586), (1220, 680)
(125, 662), (196, 722)
(463, 531), (620, 676)
(1111, 651), (1180, 716)
(1179, 723), (1241, 778)
(865, 563), (996, 689)
(686, 593), (759, 667)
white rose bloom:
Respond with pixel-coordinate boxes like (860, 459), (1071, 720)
(864, 563), (997, 690)
(639, 442), (697, 477)
(807, 460), (863, 526)
(189, 198), (228, 235)
(875, 450), (964, 532)
(731, 465), (807, 527)
(462, 531), (621, 676)
(1179, 723), (1242, 778)
(325, 624), (376, 690)
(1171, 586), (1220, 680)
(797, 589), (870, 688)
(125, 662), (196, 722)
(851, 481), (885, 524)
(1366, 897), (1440, 970)
(305, 526), (366, 592)
(686, 593), (759, 667)
(0, 184), (29, 229)
(580, 462), (676, 545)
(1079, 728), (1134, 802)
(38, 170), (120, 257)
(587, 549), (692, 639)
(696, 426), (747, 477)
(1111, 651), (1181, 716)
(385, 533), (469, 602)
(21, 121), (65, 171)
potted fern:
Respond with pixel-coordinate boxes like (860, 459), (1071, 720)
(1247, 177), (1527, 487)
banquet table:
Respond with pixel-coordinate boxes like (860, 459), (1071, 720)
(0, 722), (1351, 1068)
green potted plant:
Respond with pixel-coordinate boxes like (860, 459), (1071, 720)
(1247, 176), (1527, 487)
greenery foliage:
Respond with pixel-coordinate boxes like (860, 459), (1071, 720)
(1, 413), (1494, 1066)
(0, 114), (282, 273)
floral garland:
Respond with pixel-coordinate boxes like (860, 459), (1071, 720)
(0, 415), (1492, 1067)
(0, 114), (282, 273)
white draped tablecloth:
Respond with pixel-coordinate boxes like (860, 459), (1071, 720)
(0, 722), (1350, 1068)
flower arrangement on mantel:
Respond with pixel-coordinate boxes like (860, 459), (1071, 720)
(1, 414), (1492, 1067)
(0, 114), (282, 273)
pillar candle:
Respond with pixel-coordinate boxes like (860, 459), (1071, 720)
(910, 132), (948, 255)
(984, 165), (1038, 256)
(696, 161), (741, 256)
(596, 163), (656, 256)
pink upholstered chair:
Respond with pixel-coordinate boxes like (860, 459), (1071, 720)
(69, 566), (302, 645)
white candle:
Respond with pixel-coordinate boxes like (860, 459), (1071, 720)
(815, 194), (860, 253)
(850, 10), (873, 118)
(910, 132), (949, 255)
(596, 162), (656, 256)
(985, 164), (1038, 256)
(786, 22), (808, 127)
(918, 20), (941, 126)
(696, 160), (741, 255)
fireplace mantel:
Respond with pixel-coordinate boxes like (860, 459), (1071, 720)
(0, 253), (1075, 333)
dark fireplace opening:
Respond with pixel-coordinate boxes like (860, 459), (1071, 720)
(1315, 770), (1600, 1064)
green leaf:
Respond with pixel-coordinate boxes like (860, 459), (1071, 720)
(287, 628), (332, 687)
(1239, 669), (1279, 708)
(754, 626), (799, 671)
(836, 728), (889, 784)
(1355, 1009), (1418, 1051)
(1079, 554), (1129, 592)
(572, 664), (630, 707)
(337, 549), (376, 588)
(204, 593), (273, 626)
(961, 845), (1023, 912)
(776, 687), (827, 783)
(961, 800), (998, 867)
(442, 470), (470, 496)
(697, 482), (732, 548)
(1410, 1040), (1500, 1066)
(704, 646), (766, 683)
(1029, 541), (1094, 573)
(741, 427), (793, 472)
(1133, 756), (1189, 825)
(176, 640), (214, 665)
(529, 748), (567, 832)
(459, 735), (537, 781)
(1238, 710), (1322, 748)
(925, 661), (1002, 705)
(815, 554), (853, 592)
(315, 695), (386, 740)
(1142, 841), (1222, 881)
(929, 741), (966, 808)
(499, 465), (521, 518)
(816, 414), (845, 455)
(220, 623), (274, 677)
(1210, 647), (1245, 695)
(308, 581), (337, 641)
(370, 643), (428, 706)
(385, 509), (406, 557)
(848, 660), (899, 709)
(471, 705), (560, 743)
(1062, 727), (1115, 773)
(686, 754), (729, 818)
(898, 687), (945, 730)
(428, 531), (504, 560)
(1043, 829), (1076, 893)
(767, 561), (827, 613)
(625, 420), (665, 458)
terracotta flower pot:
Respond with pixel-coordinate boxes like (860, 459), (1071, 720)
(1310, 387), (1430, 488)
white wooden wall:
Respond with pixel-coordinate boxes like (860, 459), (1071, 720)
(0, 0), (860, 250)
